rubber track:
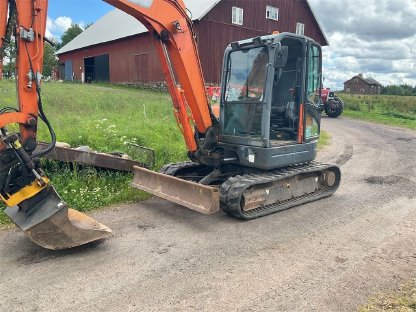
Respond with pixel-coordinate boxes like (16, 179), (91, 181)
(159, 161), (199, 176)
(220, 162), (341, 219)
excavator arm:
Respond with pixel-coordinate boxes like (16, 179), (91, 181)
(104, 0), (223, 213)
(0, 0), (219, 250)
(105, 0), (215, 152)
(0, 0), (111, 250)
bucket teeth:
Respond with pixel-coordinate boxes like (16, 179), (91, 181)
(5, 186), (112, 250)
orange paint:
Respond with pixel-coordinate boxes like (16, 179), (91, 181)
(0, 112), (34, 129)
(14, 0), (48, 145)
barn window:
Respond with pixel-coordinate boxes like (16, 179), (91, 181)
(232, 7), (243, 25)
(266, 6), (278, 21)
(296, 22), (304, 35)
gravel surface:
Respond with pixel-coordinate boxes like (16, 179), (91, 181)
(1, 117), (415, 312)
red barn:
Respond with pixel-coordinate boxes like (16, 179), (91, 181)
(56, 0), (327, 84)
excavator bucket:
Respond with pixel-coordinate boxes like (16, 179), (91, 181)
(131, 166), (220, 214)
(4, 186), (111, 250)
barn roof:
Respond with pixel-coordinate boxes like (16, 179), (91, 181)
(56, 0), (221, 55)
(344, 75), (382, 86)
(56, 0), (327, 55)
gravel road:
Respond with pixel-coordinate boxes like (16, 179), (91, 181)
(1, 117), (415, 312)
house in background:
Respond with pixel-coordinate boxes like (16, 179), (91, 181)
(343, 74), (382, 94)
(56, 0), (328, 84)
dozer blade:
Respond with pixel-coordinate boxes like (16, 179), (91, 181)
(5, 186), (112, 250)
(131, 166), (219, 214)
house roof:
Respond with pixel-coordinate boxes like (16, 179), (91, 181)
(57, 0), (327, 55)
(56, 0), (221, 55)
(364, 77), (382, 86)
(344, 75), (382, 86)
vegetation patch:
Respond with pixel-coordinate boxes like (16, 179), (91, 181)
(0, 80), (187, 225)
(318, 130), (331, 150)
(359, 280), (416, 312)
(340, 93), (416, 129)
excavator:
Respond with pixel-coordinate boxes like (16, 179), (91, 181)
(0, 0), (340, 250)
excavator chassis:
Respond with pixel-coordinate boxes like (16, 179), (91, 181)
(131, 162), (341, 219)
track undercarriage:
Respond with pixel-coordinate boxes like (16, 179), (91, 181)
(131, 161), (341, 219)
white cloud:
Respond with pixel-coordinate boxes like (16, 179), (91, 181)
(309, 0), (416, 89)
(46, 16), (73, 39)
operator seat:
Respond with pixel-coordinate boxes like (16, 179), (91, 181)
(270, 58), (298, 138)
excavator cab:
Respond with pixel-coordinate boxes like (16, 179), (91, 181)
(219, 33), (323, 170)
(130, 27), (339, 219)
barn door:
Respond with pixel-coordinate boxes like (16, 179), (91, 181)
(94, 54), (109, 82)
(134, 53), (149, 82)
(64, 60), (73, 81)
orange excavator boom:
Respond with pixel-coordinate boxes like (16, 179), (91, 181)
(105, 0), (214, 152)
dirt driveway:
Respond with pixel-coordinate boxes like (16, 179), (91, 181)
(1, 117), (415, 312)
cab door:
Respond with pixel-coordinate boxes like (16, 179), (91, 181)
(303, 43), (322, 142)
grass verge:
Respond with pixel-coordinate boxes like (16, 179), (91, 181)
(359, 280), (416, 312)
(318, 130), (331, 150)
(340, 93), (416, 130)
(0, 80), (187, 225)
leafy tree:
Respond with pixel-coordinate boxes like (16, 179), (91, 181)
(0, 0), (17, 78)
(2, 37), (16, 78)
(43, 41), (58, 77)
(382, 84), (416, 96)
(57, 23), (84, 50)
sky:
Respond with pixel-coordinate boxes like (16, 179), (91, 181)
(46, 0), (416, 90)
(47, 0), (113, 37)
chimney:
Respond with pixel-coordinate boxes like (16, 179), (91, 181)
(358, 73), (363, 77)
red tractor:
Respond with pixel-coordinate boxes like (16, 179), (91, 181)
(319, 88), (344, 118)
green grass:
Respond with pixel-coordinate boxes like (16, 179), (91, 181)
(359, 280), (416, 312)
(318, 130), (331, 150)
(340, 93), (416, 130)
(0, 80), (188, 225)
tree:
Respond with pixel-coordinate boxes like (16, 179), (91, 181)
(382, 84), (416, 96)
(43, 41), (58, 77)
(2, 37), (16, 78)
(57, 23), (84, 50)
(1, 0), (17, 78)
